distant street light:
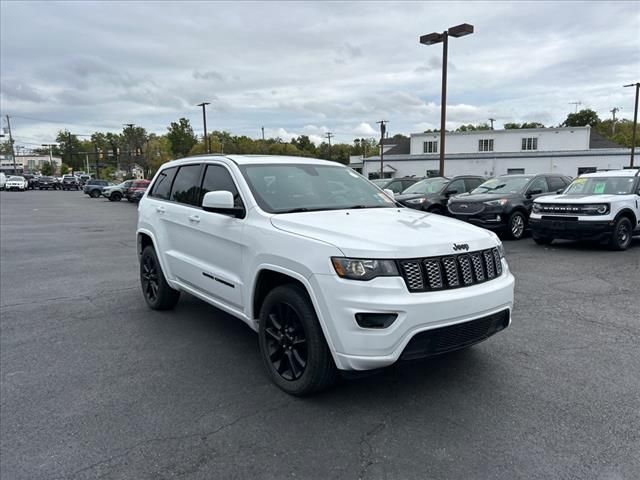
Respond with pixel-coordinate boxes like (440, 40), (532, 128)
(623, 82), (639, 168)
(420, 23), (474, 176)
(198, 102), (211, 154)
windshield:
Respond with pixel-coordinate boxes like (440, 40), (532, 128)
(8, 176), (24, 181)
(402, 177), (449, 195)
(40, 177), (53, 181)
(564, 176), (636, 195)
(240, 164), (396, 213)
(472, 176), (533, 194)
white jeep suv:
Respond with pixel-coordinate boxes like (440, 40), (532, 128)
(137, 156), (515, 395)
(530, 169), (640, 250)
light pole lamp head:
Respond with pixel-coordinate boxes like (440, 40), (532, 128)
(419, 32), (444, 45)
(448, 23), (474, 38)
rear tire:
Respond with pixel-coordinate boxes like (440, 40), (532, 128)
(140, 246), (180, 310)
(258, 284), (336, 396)
(90, 189), (100, 198)
(112, 192), (122, 201)
(506, 211), (526, 240)
(608, 217), (633, 251)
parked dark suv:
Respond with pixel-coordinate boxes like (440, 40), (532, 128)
(447, 174), (571, 239)
(84, 179), (113, 198)
(371, 177), (422, 194)
(61, 175), (80, 190)
(395, 175), (485, 214)
(36, 176), (58, 190)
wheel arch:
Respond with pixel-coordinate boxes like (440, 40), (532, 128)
(613, 208), (637, 228)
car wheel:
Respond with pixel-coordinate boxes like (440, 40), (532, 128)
(608, 217), (633, 251)
(506, 212), (526, 240)
(127, 197), (134, 202)
(89, 189), (100, 198)
(258, 284), (336, 396)
(140, 246), (180, 310)
(532, 234), (553, 245)
(112, 192), (122, 201)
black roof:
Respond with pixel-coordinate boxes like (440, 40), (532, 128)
(589, 130), (624, 149)
(380, 135), (410, 155)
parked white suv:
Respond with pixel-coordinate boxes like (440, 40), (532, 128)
(137, 156), (515, 395)
(530, 169), (640, 250)
(4, 175), (28, 191)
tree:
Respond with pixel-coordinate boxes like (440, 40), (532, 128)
(55, 130), (83, 170)
(504, 122), (545, 129)
(41, 161), (53, 176)
(167, 118), (197, 158)
(60, 163), (70, 175)
(456, 123), (490, 132)
(562, 109), (600, 127)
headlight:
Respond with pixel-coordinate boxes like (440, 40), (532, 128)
(331, 257), (399, 281)
(484, 198), (508, 207)
(532, 203), (541, 214)
(582, 204), (609, 215)
(496, 242), (505, 258)
(406, 198), (427, 205)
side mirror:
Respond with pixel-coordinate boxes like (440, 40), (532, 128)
(202, 190), (245, 218)
(383, 188), (395, 199)
(556, 188), (564, 194)
(446, 189), (458, 196)
(527, 188), (543, 197)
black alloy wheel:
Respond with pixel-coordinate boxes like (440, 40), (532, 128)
(609, 217), (633, 251)
(139, 246), (180, 310)
(264, 302), (308, 381)
(259, 285), (336, 395)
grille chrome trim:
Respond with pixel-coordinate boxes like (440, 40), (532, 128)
(398, 247), (503, 293)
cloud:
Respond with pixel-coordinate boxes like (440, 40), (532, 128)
(1, 1), (638, 147)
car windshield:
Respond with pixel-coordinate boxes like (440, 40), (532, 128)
(40, 177), (53, 181)
(402, 177), (449, 194)
(371, 179), (388, 187)
(8, 176), (24, 181)
(240, 163), (397, 213)
(564, 176), (636, 195)
(472, 176), (533, 194)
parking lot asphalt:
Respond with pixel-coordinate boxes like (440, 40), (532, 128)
(1, 190), (639, 480)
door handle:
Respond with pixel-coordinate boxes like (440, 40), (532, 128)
(188, 214), (201, 223)
(156, 206), (166, 214)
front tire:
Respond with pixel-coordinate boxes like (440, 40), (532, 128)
(506, 211), (526, 240)
(90, 189), (100, 198)
(608, 217), (633, 251)
(112, 192), (122, 201)
(258, 285), (336, 396)
(140, 246), (180, 310)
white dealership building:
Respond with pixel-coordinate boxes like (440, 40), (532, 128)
(359, 126), (632, 179)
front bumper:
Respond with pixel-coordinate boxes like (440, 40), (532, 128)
(529, 217), (614, 240)
(450, 213), (508, 232)
(310, 262), (514, 371)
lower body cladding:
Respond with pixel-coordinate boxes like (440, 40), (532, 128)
(310, 265), (515, 371)
(529, 217), (615, 241)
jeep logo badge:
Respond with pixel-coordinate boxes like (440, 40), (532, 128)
(453, 243), (470, 251)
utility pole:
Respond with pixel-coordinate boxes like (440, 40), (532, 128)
(67, 131), (73, 174)
(569, 101), (582, 113)
(610, 107), (621, 135)
(197, 102), (211, 153)
(377, 121), (388, 179)
(624, 82), (639, 168)
(41, 143), (57, 175)
(325, 132), (334, 161)
(489, 118), (495, 130)
(94, 144), (100, 179)
(261, 126), (265, 141)
(5, 115), (17, 174)
(123, 124), (135, 176)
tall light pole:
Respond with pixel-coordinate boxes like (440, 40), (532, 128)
(623, 82), (639, 168)
(420, 23), (474, 177)
(377, 121), (388, 179)
(41, 143), (57, 174)
(197, 102), (211, 153)
(5, 115), (17, 174)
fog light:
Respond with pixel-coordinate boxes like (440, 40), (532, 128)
(496, 215), (501, 221)
(355, 313), (398, 329)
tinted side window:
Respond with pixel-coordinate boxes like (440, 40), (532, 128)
(170, 165), (202, 206)
(386, 180), (404, 193)
(547, 176), (566, 192)
(150, 167), (177, 200)
(464, 178), (484, 191)
(447, 179), (465, 194)
(200, 164), (243, 208)
(528, 177), (549, 193)
(402, 180), (416, 190)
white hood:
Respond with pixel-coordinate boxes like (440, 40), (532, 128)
(535, 194), (620, 204)
(271, 208), (498, 258)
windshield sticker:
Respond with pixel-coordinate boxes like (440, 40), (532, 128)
(593, 182), (606, 194)
(573, 178), (586, 184)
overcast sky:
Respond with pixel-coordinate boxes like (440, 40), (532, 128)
(1, 0), (639, 148)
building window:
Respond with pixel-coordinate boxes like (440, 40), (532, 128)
(507, 168), (525, 174)
(577, 167), (596, 175)
(521, 137), (538, 150)
(478, 139), (494, 152)
(426, 169), (440, 177)
(423, 141), (438, 153)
